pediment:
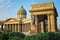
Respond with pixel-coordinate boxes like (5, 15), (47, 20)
(4, 18), (19, 22)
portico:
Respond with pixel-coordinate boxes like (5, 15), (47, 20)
(30, 2), (58, 33)
(4, 18), (21, 32)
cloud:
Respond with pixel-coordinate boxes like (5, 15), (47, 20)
(0, 0), (15, 8)
(0, 0), (7, 4)
(6, 2), (15, 8)
(0, 1), (11, 8)
(0, 0), (15, 20)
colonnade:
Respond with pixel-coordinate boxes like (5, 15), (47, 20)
(31, 14), (57, 33)
(40, 14), (56, 32)
(4, 24), (20, 32)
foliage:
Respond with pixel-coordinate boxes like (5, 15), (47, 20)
(0, 30), (25, 40)
(8, 32), (25, 40)
(9, 37), (23, 40)
(0, 30), (60, 40)
(24, 32), (60, 40)
(0, 32), (9, 40)
(0, 32), (3, 40)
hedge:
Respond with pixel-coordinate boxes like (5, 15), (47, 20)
(8, 32), (25, 40)
(24, 32), (60, 40)
(0, 32), (60, 40)
(0, 32), (25, 40)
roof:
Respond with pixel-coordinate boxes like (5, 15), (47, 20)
(0, 18), (31, 24)
(18, 6), (26, 14)
(0, 20), (4, 25)
(4, 18), (20, 22)
(30, 2), (55, 12)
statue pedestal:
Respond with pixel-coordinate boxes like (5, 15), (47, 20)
(30, 25), (38, 34)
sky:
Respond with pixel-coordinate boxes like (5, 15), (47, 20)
(0, 0), (60, 28)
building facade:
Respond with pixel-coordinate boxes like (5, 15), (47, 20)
(0, 2), (58, 34)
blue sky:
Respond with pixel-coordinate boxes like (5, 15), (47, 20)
(0, 0), (60, 27)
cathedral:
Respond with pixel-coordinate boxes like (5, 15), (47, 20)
(0, 2), (58, 34)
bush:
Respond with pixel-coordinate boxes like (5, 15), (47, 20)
(0, 32), (3, 40)
(24, 32), (60, 40)
(24, 36), (30, 40)
(0, 31), (25, 40)
(55, 32), (60, 40)
(0, 32), (60, 40)
(3, 34), (9, 40)
(9, 37), (23, 40)
(8, 32), (25, 40)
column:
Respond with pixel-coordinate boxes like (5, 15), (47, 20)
(15, 24), (16, 32)
(9, 24), (11, 30)
(14, 24), (15, 32)
(4, 24), (6, 30)
(50, 14), (56, 32)
(16, 24), (18, 32)
(11, 24), (14, 32)
(12, 24), (14, 32)
(15, 24), (18, 32)
(5, 24), (8, 30)
(10, 24), (12, 31)
(20, 24), (22, 32)
(11, 24), (12, 31)
(41, 21), (44, 33)
(39, 23), (41, 32)
(55, 17), (58, 31)
(1, 25), (3, 30)
(18, 24), (20, 32)
(47, 15), (51, 32)
(8, 24), (10, 30)
(22, 24), (23, 32)
(7, 24), (8, 30)
(35, 16), (39, 33)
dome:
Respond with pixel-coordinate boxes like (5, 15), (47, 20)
(18, 6), (26, 15)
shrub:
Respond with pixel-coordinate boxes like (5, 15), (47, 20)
(24, 32), (60, 40)
(24, 36), (30, 40)
(0, 32), (3, 40)
(9, 37), (23, 40)
(8, 32), (25, 40)
(0, 32), (60, 40)
(0, 31), (25, 40)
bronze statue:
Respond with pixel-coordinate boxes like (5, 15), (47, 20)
(31, 15), (35, 25)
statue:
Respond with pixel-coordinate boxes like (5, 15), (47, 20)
(31, 15), (35, 25)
